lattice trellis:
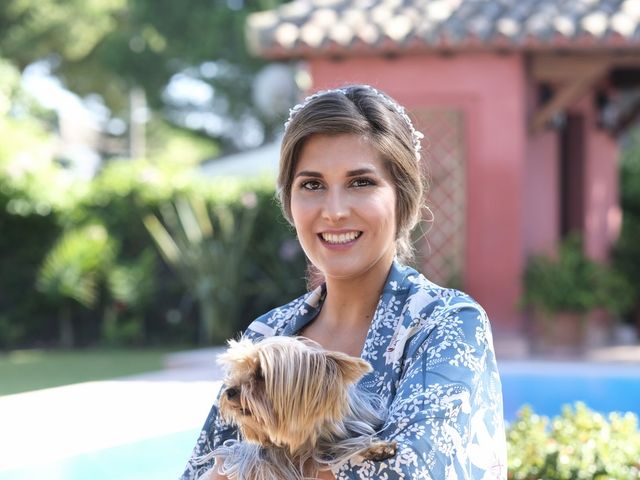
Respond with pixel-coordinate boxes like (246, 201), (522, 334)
(411, 109), (466, 287)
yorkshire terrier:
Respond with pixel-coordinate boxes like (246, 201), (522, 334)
(199, 336), (396, 480)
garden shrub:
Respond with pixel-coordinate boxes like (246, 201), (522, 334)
(507, 402), (640, 479)
(1, 147), (306, 347)
(613, 128), (640, 328)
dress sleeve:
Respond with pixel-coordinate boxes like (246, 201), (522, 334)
(179, 389), (238, 480)
(335, 302), (507, 480)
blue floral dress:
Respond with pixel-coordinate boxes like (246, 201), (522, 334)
(180, 261), (507, 480)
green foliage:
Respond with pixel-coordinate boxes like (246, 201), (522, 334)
(36, 224), (116, 347)
(102, 249), (157, 345)
(522, 235), (634, 316)
(508, 403), (640, 479)
(0, 50), (304, 348)
(612, 128), (640, 321)
(146, 120), (219, 168)
(1, 140), (306, 348)
(1, 0), (289, 134)
(144, 195), (258, 344)
(36, 224), (115, 308)
(0, 0), (127, 68)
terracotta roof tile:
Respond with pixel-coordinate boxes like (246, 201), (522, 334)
(246, 0), (640, 58)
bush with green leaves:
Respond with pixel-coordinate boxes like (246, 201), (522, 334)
(0, 58), (68, 347)
(508, 402), (640, 479)
(612, 128), (640, 325)
(1, 151), (306, 347)
(144, 195), (258, 344)
(36, 224), (116, 347)
(0, 54), (306, 349)
(522, 235), (634, 317)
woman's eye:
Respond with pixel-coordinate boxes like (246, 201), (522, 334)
(301, 180), (322, 190)
(352, 177), (375, 187)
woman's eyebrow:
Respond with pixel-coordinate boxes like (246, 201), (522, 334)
(295, 170), (322, 178)
(294, 167), (377, 178)
(346, 168), (376, 176)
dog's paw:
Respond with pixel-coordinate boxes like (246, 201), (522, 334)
(361, 440), (397, 461)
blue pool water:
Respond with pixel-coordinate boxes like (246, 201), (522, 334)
(500, 362), (640, 421)
(0, 429), (198, 480)
(2, 362), (639, 479)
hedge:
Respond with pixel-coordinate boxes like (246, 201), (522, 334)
(0, 153), (307, 348)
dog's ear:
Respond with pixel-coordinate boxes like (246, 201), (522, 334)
(217, 338), (259, 374)
(325, 351), (372, 384)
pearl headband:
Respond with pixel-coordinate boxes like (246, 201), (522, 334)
(284, 85), (424, 161)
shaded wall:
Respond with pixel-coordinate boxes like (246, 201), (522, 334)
(571, 97), (622, 261)
(524, 131), (560, 256)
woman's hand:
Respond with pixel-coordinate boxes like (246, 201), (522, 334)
(316, 470), (336, 479)
(205, 471), (228, 480)
(206, 468), (332, 479)
(303, 458), (336, 480)
(208, 457), (335, 479)
(203, 457), (229, 480)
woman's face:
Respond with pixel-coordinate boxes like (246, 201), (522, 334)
(290, 133), (397, 282)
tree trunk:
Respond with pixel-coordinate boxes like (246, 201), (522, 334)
(59, 304), (74, 348)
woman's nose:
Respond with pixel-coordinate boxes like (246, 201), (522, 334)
(322, 189), (349, 222)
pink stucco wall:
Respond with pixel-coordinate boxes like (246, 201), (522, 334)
(308, 53), (527, 332)
(524, 131), (560, 255)
(571, 97), (622, 261)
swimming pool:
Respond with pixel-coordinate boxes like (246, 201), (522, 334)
(0, 429), (199, 480)
(2, 361), (639, 480)
(500, 361), (640, 421)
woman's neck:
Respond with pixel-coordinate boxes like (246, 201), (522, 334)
(320, 256), (394, 331)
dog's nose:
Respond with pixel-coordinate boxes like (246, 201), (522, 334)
(226, 387), (239, 399)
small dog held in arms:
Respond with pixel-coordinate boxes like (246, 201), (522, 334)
(199, 336), (396, 480)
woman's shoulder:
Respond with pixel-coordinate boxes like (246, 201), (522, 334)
(393, 262), (486, 315)
(389, 264), (497, 372)
(390, 262), (492, 342)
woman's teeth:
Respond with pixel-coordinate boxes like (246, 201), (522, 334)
(320, 231), (361, 244)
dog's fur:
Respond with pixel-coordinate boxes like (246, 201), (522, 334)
(198, 336), (396, 480)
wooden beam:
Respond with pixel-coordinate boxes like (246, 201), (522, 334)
(531, 63), (610, 133)
(532, 54), (640, 82)
(532, 56), (601, 82)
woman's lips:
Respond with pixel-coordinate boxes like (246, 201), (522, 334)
(317, 231), (362, 250)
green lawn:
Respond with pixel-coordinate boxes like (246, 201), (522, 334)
(0, 348), (179, 396)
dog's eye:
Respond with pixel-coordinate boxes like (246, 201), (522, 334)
(254, 366), (264, 381)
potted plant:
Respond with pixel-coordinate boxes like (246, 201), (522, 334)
(522, 235), (633, 355)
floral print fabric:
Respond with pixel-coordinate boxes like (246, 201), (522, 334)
(180, 261), (507, 480)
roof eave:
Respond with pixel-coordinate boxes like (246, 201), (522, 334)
(253, 36), (640, 61)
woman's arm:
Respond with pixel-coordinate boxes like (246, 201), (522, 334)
(334, 303), (507, 480)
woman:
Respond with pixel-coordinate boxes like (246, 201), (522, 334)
(180, 84), (506, 480)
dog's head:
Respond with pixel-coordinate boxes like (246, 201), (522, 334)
(217, 336), (371, 454)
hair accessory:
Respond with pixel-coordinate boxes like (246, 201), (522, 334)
(284, 85), (424, 161)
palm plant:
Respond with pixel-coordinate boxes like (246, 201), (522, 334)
(36, 224), (115, 347)
(144, 194), (258, 344)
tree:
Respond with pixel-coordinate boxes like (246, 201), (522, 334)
(0, 0), (290, 150)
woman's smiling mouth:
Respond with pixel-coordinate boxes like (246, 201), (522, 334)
(319, 231), (362, 245)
